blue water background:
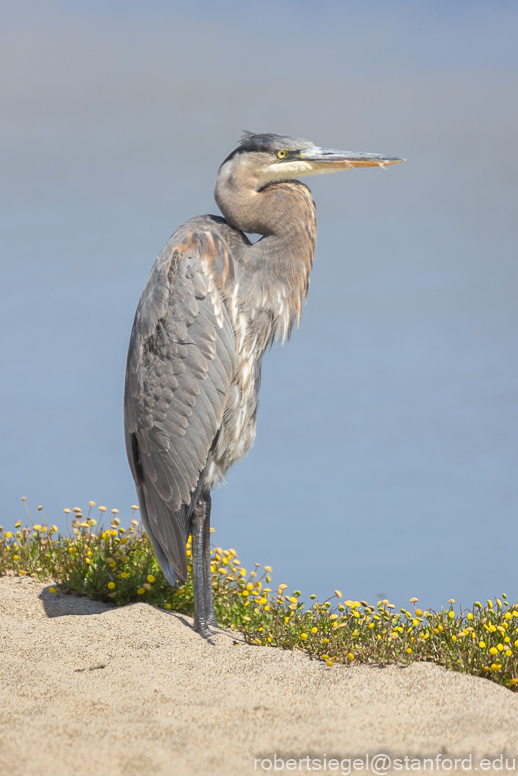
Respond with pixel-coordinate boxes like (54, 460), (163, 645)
(1, 0), (517, 609)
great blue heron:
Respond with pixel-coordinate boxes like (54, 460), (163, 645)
(124, 132), (402, 638)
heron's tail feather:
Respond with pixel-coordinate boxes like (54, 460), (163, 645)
(136, 483), (190, 585)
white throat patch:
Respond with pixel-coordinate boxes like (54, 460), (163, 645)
(256, 160), (346, 187)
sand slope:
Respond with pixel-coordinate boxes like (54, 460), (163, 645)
(1, 576), (517, 776)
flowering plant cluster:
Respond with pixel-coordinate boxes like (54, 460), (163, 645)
(1, 500), (517, 691)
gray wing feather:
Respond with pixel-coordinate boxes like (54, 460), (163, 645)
(124, 225), (236, 582)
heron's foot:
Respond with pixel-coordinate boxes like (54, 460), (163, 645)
(206, 609), (220, 629)
(194, 619), (216, 643)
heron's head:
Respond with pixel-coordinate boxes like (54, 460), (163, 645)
(217, 131), (403, 192)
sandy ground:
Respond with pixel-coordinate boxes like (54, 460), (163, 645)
(1, 577), (518, 776)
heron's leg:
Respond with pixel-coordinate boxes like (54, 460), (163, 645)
(201, 492), (219, 628)
(191, 494), (215, 640)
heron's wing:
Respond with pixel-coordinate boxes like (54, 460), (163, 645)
(124, 226), (236, 582)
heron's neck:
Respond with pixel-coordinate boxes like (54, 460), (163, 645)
(215, 176), (317, 344)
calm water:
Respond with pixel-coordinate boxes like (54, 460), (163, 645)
(1, 0), (517, 609)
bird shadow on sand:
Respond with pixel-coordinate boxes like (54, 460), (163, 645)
(38, 585), (247, 645)
(38, 586), (115, 618)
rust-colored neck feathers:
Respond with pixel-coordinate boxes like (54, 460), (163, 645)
(215, 158), (317, 345)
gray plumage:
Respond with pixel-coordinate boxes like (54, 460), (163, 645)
(124, 132), (402, 637)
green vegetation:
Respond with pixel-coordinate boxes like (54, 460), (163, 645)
(1, 500), (517, 691)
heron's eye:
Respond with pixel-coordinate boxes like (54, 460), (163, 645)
(277, 149), (288, 159)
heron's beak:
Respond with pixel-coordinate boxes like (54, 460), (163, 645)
(259, 146), (404, 186)
(297, 146), (404, 173)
